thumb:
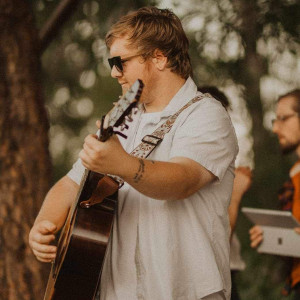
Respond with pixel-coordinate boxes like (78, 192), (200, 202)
(39, 220), (57, 234)
(96, 120), (101, 129)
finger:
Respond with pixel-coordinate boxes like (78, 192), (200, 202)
(249, 228), (263, 248)
(37, 257), (53, 263)
(33, 249), (56, 260)
(79, 149), (92, 167)
(83, 140), (95, 154)
(81, 138), (102, 161)
(31, 241), (57, 254)
(96, 120), (101, 129)
(250, 231), (263, 242)
(33, 249), (56, 262)
(38, 221), (57, 234)
(84, 134), (99, 145)
(83, 136), (101, 155)
(250, 235), (263, 248)
(249, 225), (262, 235)
(294, 227), (300, 234)
(250, 227), (263, 237)
(32, 232), (56, 245)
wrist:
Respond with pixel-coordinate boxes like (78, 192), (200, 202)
(232, 187), (245, 199)
(117, 154), (138, 180)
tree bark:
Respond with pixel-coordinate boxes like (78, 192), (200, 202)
(232, 0), (268, 148)
(0, 1), (52, 299)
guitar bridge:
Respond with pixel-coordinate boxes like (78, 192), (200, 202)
(80, 176), (119, 208)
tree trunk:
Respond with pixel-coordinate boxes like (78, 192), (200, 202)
(231, 0), (277, 180)
(231, 0), (287, 210)
(232, 0), (268, 149)
(0, 1), (52, 299)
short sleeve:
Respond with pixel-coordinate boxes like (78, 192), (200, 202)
(67, 158), (85, 185)
(170, 98), (238, 181)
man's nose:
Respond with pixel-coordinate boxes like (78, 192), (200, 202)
(272, 122), (279, 134)
(111, 65), (122, 78)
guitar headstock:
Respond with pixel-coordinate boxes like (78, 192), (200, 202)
(100, 79), (144, 142)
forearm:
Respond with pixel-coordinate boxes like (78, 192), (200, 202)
(119, 156), (215, 200)
(228, 184), (246, 236)
(79, 134), (216, 200)
(228, 195), (242, 233)
(228, 167), (252, 234)
(34, 176), (79, 231)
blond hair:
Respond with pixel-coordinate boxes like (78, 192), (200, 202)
(105, 6), (192, 79)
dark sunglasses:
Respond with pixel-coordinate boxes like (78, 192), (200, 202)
(108, 54), (143, 73)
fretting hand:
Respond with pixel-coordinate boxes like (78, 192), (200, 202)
(79, 121), (130, 177)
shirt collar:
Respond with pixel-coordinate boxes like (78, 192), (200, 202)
(140, 77), (198, 123)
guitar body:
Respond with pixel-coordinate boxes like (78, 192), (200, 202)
(44, 172), (118, 300)
(43, 79), (144, 300)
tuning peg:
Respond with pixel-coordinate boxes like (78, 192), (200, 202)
(120, 123), (129, 131)
(125, 115), (133, 122)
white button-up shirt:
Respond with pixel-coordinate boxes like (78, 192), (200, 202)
(68, 77), (238, 300)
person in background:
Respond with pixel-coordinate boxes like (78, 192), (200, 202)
(250, 89), (300, 299)
(198, 86), (253, 300)
(29, 7), (238, 300)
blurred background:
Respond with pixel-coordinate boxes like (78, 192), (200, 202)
(0, 0), (299, 299)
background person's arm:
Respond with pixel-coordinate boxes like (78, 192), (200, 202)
(228, 166), (252, 235)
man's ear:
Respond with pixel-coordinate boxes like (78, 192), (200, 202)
(152, 49), (168, 71)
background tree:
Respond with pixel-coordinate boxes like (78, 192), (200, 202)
(0, 0), (51, 299)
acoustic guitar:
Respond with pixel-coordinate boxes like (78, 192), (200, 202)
(43, 79), (144, 300)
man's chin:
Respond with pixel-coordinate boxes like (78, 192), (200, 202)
(281, 143), (298, 155)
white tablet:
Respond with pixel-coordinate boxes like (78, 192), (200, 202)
(242, 207), (300, 258)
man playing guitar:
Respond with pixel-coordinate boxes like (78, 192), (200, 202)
(29, 7), (238, 300)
